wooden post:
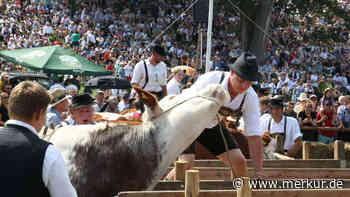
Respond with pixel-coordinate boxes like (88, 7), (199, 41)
(237, 177), (252, 197)
(334, 140), (345, 160)
(175, 161), (188, 182)
(185, 170), (200, 197)
(302, 141), (310, 160)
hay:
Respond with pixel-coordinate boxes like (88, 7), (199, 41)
(295, 142), (350, 160)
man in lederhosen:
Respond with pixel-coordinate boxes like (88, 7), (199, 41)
(166, 52), (265, 179)
(260, 96), (302, 157)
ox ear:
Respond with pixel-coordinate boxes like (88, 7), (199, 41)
(132, 85), (159, 111)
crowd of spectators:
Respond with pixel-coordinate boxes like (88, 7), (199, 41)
(0, 0), (349, 143)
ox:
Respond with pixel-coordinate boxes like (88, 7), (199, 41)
(49, 84), (228, 197)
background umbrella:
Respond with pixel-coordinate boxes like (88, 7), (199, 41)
(0, 46), (111, 76)
(85, 76), (132, 90)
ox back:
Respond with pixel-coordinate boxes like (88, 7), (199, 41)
(68, 124), (162, 197)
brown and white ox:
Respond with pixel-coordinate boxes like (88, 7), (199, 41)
(49, 84), (228, 197)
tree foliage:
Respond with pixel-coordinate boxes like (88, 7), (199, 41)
(212, 0), (349, 44)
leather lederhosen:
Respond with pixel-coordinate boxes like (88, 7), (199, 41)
(268, 116), (287, 153)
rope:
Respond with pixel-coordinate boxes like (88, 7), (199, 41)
(216, 115), (237, 182)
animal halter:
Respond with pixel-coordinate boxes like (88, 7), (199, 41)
(151, 94), (222, 120)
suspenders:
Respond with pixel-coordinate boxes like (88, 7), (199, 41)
(219, 72), (247, 128)
(142, 60), (149, 89)
(268, 116), (287, 152)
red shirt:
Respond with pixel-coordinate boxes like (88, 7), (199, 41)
(316, 110), (334, 137)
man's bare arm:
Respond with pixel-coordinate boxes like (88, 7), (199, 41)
(247, 135), (263, 172)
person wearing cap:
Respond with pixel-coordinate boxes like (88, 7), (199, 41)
(0, 81), (77, 197)
(131, 45), (168, 100)
(166, 52), (264, 179)
(46, 88), (69, 129)
(167, 67), (185, 95)
(260, 96), (302, 156)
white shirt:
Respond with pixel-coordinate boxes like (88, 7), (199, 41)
(259, 116), (302, 150)
(49, 83), (65, 91)
(183, 71), (262, 136)
(167, 77), (182, 95)
(5, 120), (77, 197)
(131, 58), (167, 92)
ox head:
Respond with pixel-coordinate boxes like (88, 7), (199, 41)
(133, 84), (229, 123)
(133, 84), (229, 184)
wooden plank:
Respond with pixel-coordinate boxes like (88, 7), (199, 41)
(185, 170), (199, 197)
(303, 141), (311, 160)
(118, 189), (350, 197)
(301, 126), (350, 132)
(191, 159), (343, 168)
(154, 180), (350, 190)
(192, 167), (350, 180)
(237, 177), (252, 197)
(335, 140), (345, 160)
(273, 153), (295, 160)
(175, 161), (188, 181)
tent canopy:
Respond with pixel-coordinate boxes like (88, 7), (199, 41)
(0, 46), (112, 76)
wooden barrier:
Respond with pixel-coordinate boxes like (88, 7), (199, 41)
(301, 140), (348, 164)
(185, 170), (199, 197)
(175, 161), (189, 182)
(175, 159), (345, 168)
(118, 189), (350, 197)
(237, 177), (251, 197)
(168, 167), (350, 180)
(301, 127), (350, 132)
(302, 141), (311, 160)
(273, 153), (295, 160)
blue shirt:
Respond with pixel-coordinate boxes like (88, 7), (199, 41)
(46, 107), (63, 129)
(337, 105), (350, 128)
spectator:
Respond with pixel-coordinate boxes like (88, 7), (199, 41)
(259, 96), (271, 118)
(298, 103), (318, 141)
(337, 95), (350, 141)
(93, 90), (106, 112)
(118, 92), (131, 112)
(260, 96), (302, 157)
(46, 88), (69, 129)
(284, 101), (297, 118)
(167, 67), (185, 95)
(0, 92), (9, 126)
(0, 81), (77, 197)
(316, 99), (336, 144)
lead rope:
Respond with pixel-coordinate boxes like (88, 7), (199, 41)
(216, 114), (237, 188)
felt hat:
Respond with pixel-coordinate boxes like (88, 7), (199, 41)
(269, 95), (284, 108)
(229, 52), (263, 82)
(70, 94), (95, 109)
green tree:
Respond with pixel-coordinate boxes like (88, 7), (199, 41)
(212, 0), (349, 63)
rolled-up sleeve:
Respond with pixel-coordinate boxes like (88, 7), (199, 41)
(242, 91), (262, 136)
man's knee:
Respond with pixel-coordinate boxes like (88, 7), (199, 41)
(178, 154), (195, 168)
